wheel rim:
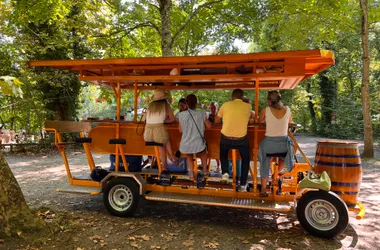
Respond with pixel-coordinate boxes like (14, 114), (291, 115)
(305, 199), (339, 231)
(108, 184), (133, 212)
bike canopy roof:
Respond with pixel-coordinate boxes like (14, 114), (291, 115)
(28, 49), (334, 91)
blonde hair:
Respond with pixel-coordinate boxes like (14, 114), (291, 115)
(147, 99), (167, 115)
(268, 91), (284, 110)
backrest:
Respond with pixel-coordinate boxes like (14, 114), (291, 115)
(44, 120), (92, 133)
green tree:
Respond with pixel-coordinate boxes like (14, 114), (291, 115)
(254, 0), (379, 155)
(4, 0), (111, 121)
(97, 0), (261, 57)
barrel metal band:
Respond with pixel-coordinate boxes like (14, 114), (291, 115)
(315, 161), (362, 167)
(316, 153), (360, 158)
(331, 182), (360, 187)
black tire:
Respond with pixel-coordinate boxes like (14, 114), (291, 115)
(103, 178), (140, 217)
(296, 190), (349, 239)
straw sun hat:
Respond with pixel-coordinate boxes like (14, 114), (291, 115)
(152, 89), (169, 101)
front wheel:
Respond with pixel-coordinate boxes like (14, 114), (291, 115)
(296, 190), (349, 238)
(103, 178), (140, 217)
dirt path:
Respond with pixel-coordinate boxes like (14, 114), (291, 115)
(3, 136), (380, 250)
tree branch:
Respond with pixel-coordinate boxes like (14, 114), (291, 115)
(93, 22), (158, 39)
(148, 21), (160, 34)
(92, 29), (125, 38)
(156, 0), (163, 9)
(171, 0), (223, 47)
(108, 22), (154, 49)
(148, 2), (160, 10)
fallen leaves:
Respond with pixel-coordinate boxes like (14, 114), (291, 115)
(202, 242), (220, 249)
(35, 210), (55, 221)
(0, 239), (4, 244)
(130, 241), (141, 249)
(139, 235), (151, 241)
(127, 234), (152, 248)
(129, 235), (151, 241)
(237, 236), (250, 244)
(89, 235), (105, 246)
(150, 246), (165, 249)
(160, 232), (177, 241)
(182, 239), (194, 247)
(17, 245), (40, 250)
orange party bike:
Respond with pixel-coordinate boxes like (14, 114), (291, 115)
(28, 49), (365, 239)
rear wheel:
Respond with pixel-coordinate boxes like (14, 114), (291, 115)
(103, 178), (140, 217)
(296, 190), (348, 238)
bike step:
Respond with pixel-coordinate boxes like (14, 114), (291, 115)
(145, 192), (292, 212)
(56, 183), (101, 195)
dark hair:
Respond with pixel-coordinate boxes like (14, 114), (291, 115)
(210, 101), (218, 107)
(178, 98), (186, 104)
(232, 89), (244, 99)
(243, 98), (251, 104)
(186, 94), (197, 110)
(267, 90), (283, 110)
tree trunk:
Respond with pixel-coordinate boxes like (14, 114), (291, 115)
(319, 72), (337, 136)
(158, 0), (172, 56)
(306, 81), (317, 133)
(0, 151), (44, 237)
(359, 0), (374, 158)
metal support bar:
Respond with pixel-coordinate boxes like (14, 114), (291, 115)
(134, 81), (138, 122)
(80, 131), (95, 171)
(56, 133), (73, 183)
(232, 149), (237, 191)
(253, 78), (260, 193)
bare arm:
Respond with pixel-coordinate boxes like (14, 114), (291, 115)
(215, 104), (223, 123)
(258, 108), (266, 123)
(164, 103), (176, 123)
(178, 122), (182, 133)
(214, 115), (222, 124)
(204, 118), (212, 129)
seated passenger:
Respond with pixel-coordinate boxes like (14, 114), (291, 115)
(178, 94), (211, 178)
(215, 89), (251, 192)
(207, 101), (220, 172)
(174, 98), (187, 120)
(144, 89), (178, 170)
(243, 98), (255, 123)
(258, 90), (294, 197)
(207, 101), (218, 123)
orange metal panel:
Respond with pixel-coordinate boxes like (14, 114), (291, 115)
(145, 184), (295, 202)
(71, 179), (101, 187)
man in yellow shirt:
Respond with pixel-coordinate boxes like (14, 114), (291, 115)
(215, 89), (251, 192)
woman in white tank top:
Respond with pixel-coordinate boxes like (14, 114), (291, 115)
(258, 91), (294, 197)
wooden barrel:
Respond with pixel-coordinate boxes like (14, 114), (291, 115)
(314, 140), (362, 207)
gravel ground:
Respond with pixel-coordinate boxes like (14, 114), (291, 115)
(3, 135), (380, 250)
